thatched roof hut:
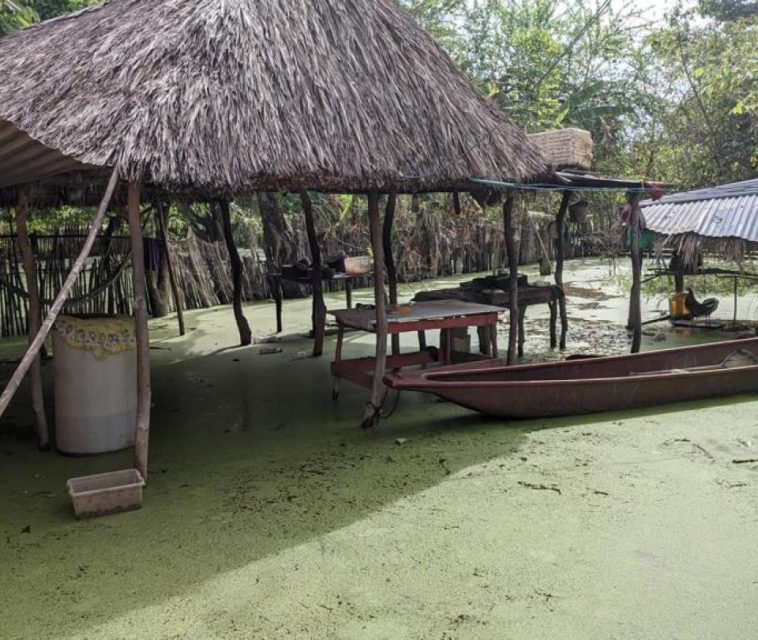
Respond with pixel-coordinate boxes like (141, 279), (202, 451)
(0, 0), (548, 198)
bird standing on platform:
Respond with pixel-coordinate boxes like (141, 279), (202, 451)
(685, 288), (719, 318)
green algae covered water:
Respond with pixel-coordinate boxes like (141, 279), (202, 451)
(0, 259), (757, 639)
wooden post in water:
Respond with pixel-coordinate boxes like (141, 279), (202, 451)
(554, 191), (571, 349)
(503, 193), (519, 365)
(300, 190), (326, 357)
(156, 200), (185, 336)
(258, 192), (289, 333)
(219, 200), (252, 346)
(0, 168), (119, 422)
(15, 190), (50, 449)
(363, 190), (387, 428)
(628, 192), (643, 354)
(128, 181), (152, 482)
(382, 192), (400, 356)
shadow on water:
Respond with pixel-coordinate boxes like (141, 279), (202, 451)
(1, 262), (756, 638)
(0, 329), (539, 639)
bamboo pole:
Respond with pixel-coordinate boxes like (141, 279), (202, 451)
(554, 191), (571, 350)
(219, 200), (252, 346)
(382, 192), (400, 356)
(0, 168), (119, 422)
(301, 190), (326, 357)
(363, 190), (387, 429)
(128, 181), (152, 482)
(503, 193), (519, 365)
(15, 190), (50, 449)
(157, 200), (185, 336)
(628, 193), (643, 354)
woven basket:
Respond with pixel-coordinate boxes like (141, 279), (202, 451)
(528, 128), (593, 169)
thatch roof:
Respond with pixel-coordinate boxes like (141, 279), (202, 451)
(0, 0), (548, 198)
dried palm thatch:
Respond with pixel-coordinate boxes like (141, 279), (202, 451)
(0, 0), (549, 197)
(528, 129), (593, 170)
(654, 233), (758, 268)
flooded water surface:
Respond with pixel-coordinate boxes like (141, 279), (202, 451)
(1, 257), (757, 639)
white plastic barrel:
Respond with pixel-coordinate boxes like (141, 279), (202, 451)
(53, 315), (137, 455)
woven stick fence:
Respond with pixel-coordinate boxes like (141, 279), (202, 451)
(0, 196), (562, 338)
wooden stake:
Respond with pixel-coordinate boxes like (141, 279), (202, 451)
(219, 200), (252, 346)
(555, 191), (571, 350)
(0, 168), (119, 422)
(503, 193), (519, 365)
(628, 193), (643, 354)
(16, 190), (50, 449)
(363, 190), (387, 429)
(156, 200), (185, 336)
(128, 181), (152, 482)
(382, 192), (400, 356)
(301, 190), (326, 357)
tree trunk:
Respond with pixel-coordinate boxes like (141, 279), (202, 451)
(301, 191), (327, 357)
(145, 236), (170, 318)
(15, 191), (50, 449)
(156, 199), (185, 336)
(363, 190), (387, 428)
(383, 193), (400, 356)
(555, 191), (571, 350)
(259, 191), (304, 301)
(503, 194), (519, 365)
(128, 181), (153, 482)
(628, 193), (643, 354)
(219, 200), (253, 346)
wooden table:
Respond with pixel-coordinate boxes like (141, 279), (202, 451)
(269, 271), (366, 334)
(329, 300), (502, 398)
(414, 283), (565, 356)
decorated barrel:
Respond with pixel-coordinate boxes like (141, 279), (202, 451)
(53, 316), (137, 455)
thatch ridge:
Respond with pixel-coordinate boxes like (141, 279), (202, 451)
(0, 0), (549, 196)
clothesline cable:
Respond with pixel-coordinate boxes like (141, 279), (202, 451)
(472, 178), (677, 195)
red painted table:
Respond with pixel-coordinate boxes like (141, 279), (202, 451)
(329, 300), (502, 398)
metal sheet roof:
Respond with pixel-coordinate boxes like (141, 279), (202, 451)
(642, 178), (758, 242)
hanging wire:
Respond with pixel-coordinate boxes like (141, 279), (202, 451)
(472, 178), (675, 195)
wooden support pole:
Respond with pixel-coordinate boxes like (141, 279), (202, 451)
(156, 200), (185, 337)
(270, 274), (284, 332)
(363, 190), (387, 429)
(382, 192), (400, 356)
(0, 168), (119, 422)
(549, 299), (558, 349)
(518, 307), (527, 359)
(628, 193), (643, 354)
(452, 192), (462, 216)
(16, 190), (50, 449)
(301, 190), (326, 357)
(258, 192), (287, 333)
(503, 193), (519, 365)
(674, 264), (684, 294)
(219, 200), (253, 346)
(555, 191), (571, 350)
(128, 181), (152, 482)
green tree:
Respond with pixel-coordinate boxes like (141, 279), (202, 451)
(0, 0), (37, 34)
(645, 5), (757, 186)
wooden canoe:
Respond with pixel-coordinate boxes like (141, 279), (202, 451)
(384, 338), (758, 418)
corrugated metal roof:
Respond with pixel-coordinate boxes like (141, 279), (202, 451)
(642, 179), (758, 243)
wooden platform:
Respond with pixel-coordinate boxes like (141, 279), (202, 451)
(329, 301), (502, 398)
